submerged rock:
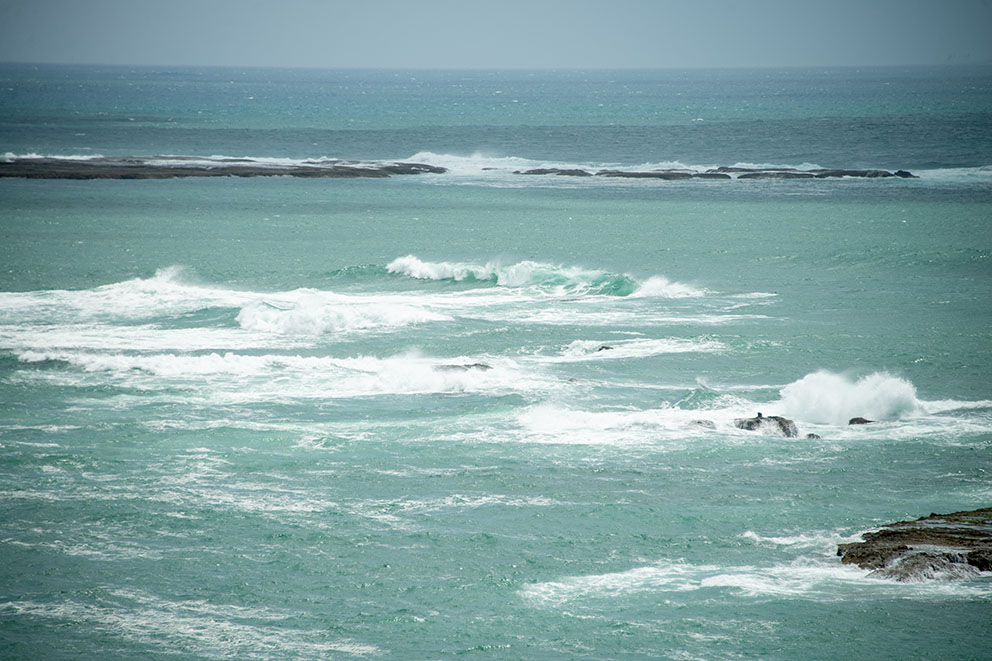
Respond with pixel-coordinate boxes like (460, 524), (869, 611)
(689, 419), (717, 430)
(837, 507), (992, 581)
(733, 414), (799, 438)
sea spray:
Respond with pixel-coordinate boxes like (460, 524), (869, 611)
(778, 371), (921, 425)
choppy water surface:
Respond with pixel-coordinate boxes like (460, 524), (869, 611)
(1, 65), (991, 659)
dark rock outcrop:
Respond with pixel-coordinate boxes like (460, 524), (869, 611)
(597, 169), (695, 180)
(435, 363), (492, 372)
(837, 508), (992, 581)
(849, 417), (874, 425)
(733, 414), (799, 438)
(736, 170), (816, 180)
(0, 156), (447, 180)
(516, 168), (593, 177)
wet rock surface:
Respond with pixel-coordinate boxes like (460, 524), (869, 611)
(838, 508), (992, 581)
(733, 414), (799, 438)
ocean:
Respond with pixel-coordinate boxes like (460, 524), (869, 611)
(1, 63), (991, 659)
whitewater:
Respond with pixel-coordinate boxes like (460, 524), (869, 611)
(1, 64), (991, 659)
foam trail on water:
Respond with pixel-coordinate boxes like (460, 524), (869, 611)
(520, 558), (992, 606)
(16, 350), (556, 400)
(544, 337), (725, 362)
(777, 371), (921, 425)
(236, 292), (450, 335)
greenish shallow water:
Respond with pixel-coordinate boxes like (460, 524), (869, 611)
(2, 65), (992, 659)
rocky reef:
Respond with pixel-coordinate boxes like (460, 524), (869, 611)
(0, 156), (920, 181)
(838, 508), (992, 581)
(0, 155), (447, 179)
(517, 165), (918, 180)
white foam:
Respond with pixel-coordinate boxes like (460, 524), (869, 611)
(521, 557), (992, 606)
(2, 151), (107, 161)
(0, 591), (381, 657)
(544, 337), (725, 362)
(0, 266), (254, 321)
(515, 403), (742, 446)
(387, 255), (705, 300)
(0, 324), (300, 352)
(386, 254), (496, 282)
(236, 291), (450, 335)
(777, 371), (921, 425)
(630, 275), (708, 298)
(16, 350), (556, 401)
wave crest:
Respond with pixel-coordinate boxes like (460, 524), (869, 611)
(386, 255), (702, 298)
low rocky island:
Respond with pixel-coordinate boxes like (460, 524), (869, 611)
(517, 165), (918, 180)
(0, 155), (448, 179)
(0, 155), (919, 181)
(838, 508), (992, 581)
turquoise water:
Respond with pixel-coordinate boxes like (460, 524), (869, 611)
(1, 66), (991, 659)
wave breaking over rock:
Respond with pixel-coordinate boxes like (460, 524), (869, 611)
(838, 508), (992, 581)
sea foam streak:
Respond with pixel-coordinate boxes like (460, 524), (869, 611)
(387, 255), (704, 297)
(16, 350), (556, 400)
(521, 558), (992, 606)
(236, 293), (450, 335)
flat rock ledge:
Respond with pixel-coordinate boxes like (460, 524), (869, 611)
(517, 166), (918, 180)
(0, 156), (447, 179)
(837, 508), (992, 581)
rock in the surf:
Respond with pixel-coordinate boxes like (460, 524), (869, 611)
(837, 507), (992, 581)
(516, 168), (593, 177)
(435, 363), (493, 372)
(734, 414), (799, 438)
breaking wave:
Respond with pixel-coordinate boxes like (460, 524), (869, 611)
(386, 255), (704, 297)
(235, 293), (450, 335)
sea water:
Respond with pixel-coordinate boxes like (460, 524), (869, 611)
(1, 64), (991, 659)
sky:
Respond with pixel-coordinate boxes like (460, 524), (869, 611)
(1, 0), (991, 69)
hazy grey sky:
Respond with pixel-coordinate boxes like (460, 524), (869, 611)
(1, 0), (990, 69)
